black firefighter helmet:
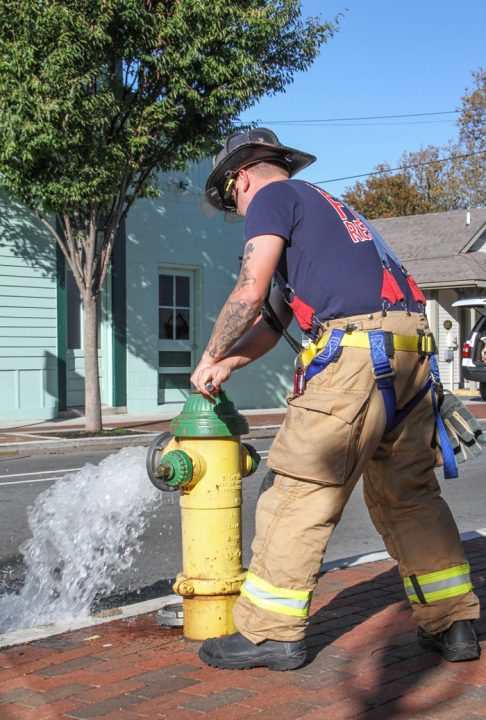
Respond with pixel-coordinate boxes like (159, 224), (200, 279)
(202, 128), (316, 215)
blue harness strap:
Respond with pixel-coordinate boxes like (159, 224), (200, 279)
(368, 332), (458, 479)
(368, 330), (396, 432)
(305, 327), (459, 480)
(388, 377), (432, 432)
(305, 328), (345, 381)
(429, 355), (458, 479)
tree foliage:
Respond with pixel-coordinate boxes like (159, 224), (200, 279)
(343, 68), (485, 218)
(341, 164), (432, 219)
(0, 0), (337, 429)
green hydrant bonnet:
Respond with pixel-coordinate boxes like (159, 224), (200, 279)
(170, 391), (249, 438)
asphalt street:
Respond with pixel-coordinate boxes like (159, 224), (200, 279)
(0, 431), (485, 611)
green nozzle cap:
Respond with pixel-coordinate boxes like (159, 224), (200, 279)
(156, 450), (193, 488)
(170, 390), (249, 438)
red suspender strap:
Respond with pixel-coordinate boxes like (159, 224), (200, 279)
(288, 294), (315, 331)
(406, 274), (427, 306)
(274, 273), (317, 333)
(381, 267), (405, 305)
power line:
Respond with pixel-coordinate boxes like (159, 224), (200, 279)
(266, 119), (455, 128)
(254, 110), (459, 124)
(313, 150), (486, 185)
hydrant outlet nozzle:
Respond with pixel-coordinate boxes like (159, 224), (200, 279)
(241, 442), (261, 477)
(156, 450), (193, 489)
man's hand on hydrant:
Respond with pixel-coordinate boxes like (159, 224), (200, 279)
(190, 361), (232, 399)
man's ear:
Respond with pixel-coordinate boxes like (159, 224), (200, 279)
(240, 168), (251, 192)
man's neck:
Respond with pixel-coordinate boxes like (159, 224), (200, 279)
(241, 174), (288, 216)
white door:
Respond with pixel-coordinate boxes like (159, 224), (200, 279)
(158, 268), (196, 405)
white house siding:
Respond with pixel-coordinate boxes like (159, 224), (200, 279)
(437, 288), (462, 391)
(0, 197), (58, 420)
(401, 291), (459, 391)
(424, 292), (439, 340)
(125, 162), (294, 414)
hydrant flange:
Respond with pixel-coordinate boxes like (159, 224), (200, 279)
(173, 572), (247, 597)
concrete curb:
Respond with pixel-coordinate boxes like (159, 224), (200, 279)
(0, 426), (281, 458)
(0, 433), (160, 458)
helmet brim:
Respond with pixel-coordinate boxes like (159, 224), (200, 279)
(204, 142), (316, 213)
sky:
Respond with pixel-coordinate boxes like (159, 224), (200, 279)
(239, 0), (486, 199)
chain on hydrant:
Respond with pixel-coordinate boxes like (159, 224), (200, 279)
(146, 390), (260, 640)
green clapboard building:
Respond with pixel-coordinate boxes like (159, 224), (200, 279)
(0, 162), (294, 422)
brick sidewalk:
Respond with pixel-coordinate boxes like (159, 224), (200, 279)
(1, 537), (485, 720)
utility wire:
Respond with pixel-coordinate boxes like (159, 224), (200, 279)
(254, 110), (459, 125)
(270, 119), (455, 127)
(314, 150), (486, 185)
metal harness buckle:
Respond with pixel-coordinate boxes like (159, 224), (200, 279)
(372, 367), (396, 381)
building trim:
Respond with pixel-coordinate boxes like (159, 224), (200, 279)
(459, 222), (486, 254)
(55, 242), (67, 412)
(111, 224), (127, 407)
(420, 279), (486, 290)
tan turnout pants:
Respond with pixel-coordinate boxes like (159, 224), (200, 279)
(234, 311), (480, 642)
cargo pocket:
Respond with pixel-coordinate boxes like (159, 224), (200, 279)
(268, 387), (370, 485)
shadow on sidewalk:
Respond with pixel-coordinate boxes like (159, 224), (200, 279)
(295, 536), (486, 717)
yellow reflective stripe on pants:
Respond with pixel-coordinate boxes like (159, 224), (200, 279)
(404, 563), (473, 604)
(240, 571), (311, 618)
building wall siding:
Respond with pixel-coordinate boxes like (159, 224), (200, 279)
(0, 197), (58, 419)
(437, 288), (461, 390)
(125, 163), (294, 414)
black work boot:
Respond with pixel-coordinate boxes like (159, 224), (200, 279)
(199, 631), (307, 671)
(418, 620), (481, 662)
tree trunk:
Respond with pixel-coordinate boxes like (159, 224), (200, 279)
(83, 294), (102, 432)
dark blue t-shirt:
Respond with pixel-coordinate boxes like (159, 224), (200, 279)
(244, 179), (417, 323)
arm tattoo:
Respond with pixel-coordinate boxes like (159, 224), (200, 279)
(207, 299), (258, 359)
(235, 242), (256, 290)
(207, 241), (261, 359)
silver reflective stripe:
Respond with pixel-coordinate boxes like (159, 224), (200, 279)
(404, 564), (472, 603)
(417, 572), (471, 596)
(242, 579), (309, 612)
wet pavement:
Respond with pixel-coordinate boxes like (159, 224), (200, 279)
(0, 535), (485, 719)
(1, 397), (485, 718)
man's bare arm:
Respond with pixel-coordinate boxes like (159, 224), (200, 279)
(191, 234), (286, 395)
(220, 286), (293, 367)
(204, 234), (285, 362)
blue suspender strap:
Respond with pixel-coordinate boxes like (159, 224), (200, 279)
(429, 355), (458, 479)
(305, 328), (345, 381)
(368, 330), (396, 433)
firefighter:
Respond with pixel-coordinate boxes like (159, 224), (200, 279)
(191, 128), (482, 669)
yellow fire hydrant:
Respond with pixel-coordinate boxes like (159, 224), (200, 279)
(146, 390), (260, 640)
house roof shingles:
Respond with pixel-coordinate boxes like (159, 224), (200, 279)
(371, 208), (486, 287)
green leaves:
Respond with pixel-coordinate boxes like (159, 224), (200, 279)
(342, 69), (485, 217)
(0, 0), (336, 215)
(0, 0), (337, 427)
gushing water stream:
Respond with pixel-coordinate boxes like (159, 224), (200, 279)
(0, 447), (163, 634)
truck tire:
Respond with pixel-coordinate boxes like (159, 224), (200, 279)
(480, 382), (486, 401)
